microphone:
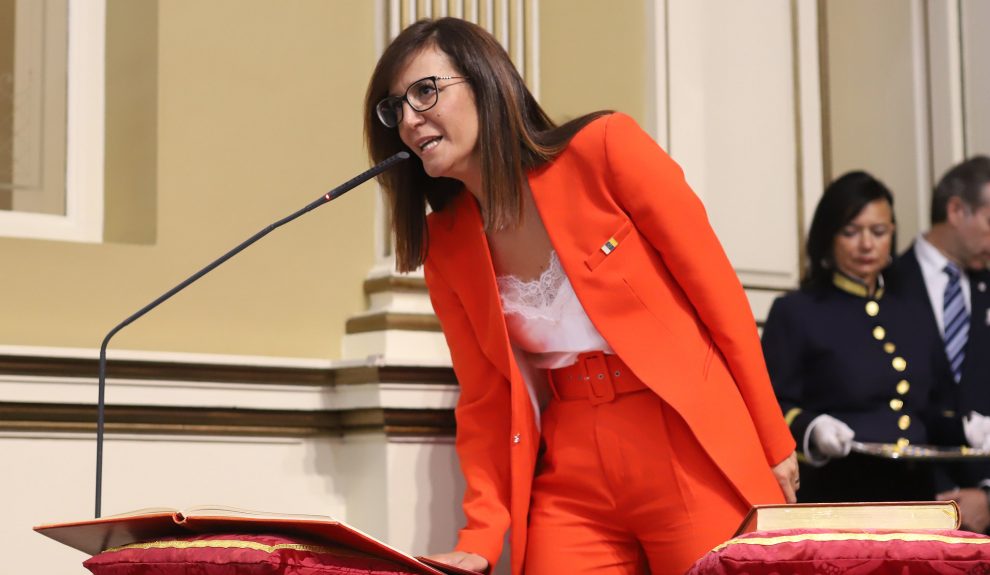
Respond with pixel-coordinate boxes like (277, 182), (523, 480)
(94, 151), (410, 518)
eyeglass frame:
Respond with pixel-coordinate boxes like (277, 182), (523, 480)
(375, 75), (470, 128)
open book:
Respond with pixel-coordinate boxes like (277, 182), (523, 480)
(35, 505), (477, 575)
(734, 501), (961, 536)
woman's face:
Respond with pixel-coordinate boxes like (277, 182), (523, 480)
(832, 199), (895, 286)
(390, 46), (480, 186)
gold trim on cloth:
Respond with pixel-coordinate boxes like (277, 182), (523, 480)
(784, 408), (803, 426)
(832, 272), (884, 299)
(103, 539), (354, 555)
(711, 531), (990, 554)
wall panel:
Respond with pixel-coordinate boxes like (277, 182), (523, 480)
(666, 0), (814, 290)
(962, 0), (990, 157)
(823, 0), (930, 246)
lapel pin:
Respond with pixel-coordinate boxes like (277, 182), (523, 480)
(978, 281), (987, 293)
(600, 237), (618, 255)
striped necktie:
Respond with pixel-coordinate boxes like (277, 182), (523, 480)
(943, 262), (969, 383)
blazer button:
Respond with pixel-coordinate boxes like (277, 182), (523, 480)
(512, 433), (521, 445)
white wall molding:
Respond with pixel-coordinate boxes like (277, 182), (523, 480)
(0, 0), (105, 242)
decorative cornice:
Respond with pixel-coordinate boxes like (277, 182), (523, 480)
(363, 274), (428, 294)
(0, 353), (333, 385)
(0, 354), (458, 438)
(0, 402), (337, 436)
(345, 312), (443, 334)
(0, 353), (454, 386)
(333, 364), (456, 386)
(339, 408), (456, 437)
(0, 402), (455, 438)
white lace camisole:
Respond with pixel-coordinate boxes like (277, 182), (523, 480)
(496, 251), (614, 369)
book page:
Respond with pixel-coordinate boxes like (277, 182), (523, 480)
(180, 504), (337, 523)
(103, 506), (179, 518)
(745, 501), (959, 534)
(37, 508), (453, 575)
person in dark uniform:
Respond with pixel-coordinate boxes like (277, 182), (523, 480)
(889, 155), (990, 532)
(762, 171), (952, 503)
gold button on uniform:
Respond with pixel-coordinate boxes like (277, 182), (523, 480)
(884, 342), (896, 354)
(898, 415), (911, 430)
(889, 398), (904, 411)
(892, 357), (907, 371)
(866, 301), (880, 317)
(897, 380), (910, 395)
(512, 433), (521, 444)
(896, 438), (910, 448)
(873, 326), (886, 340)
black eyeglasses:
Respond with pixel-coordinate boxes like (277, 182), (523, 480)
(376, 75), (469, 128)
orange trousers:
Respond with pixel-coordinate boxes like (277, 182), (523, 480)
(524, 368), (749, 575)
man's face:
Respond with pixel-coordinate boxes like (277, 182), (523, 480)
(950, 183), (990, 270)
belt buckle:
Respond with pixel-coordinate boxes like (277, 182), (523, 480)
(583, 352), (615, 406)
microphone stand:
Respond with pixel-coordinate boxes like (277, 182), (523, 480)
(94, 151), (409, 518)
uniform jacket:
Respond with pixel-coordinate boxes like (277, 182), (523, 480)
(423, 113), (795, 574)
(762, 276), (948, 451)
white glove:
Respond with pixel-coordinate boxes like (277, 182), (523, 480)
(963, 412), (990, 451)
(809, 414), (855, 459)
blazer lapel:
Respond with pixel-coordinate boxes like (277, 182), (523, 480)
(432, 192), (515, 382)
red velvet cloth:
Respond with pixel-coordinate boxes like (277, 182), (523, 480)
(83, 532), (421, 575)
(687, 529), (990, 574)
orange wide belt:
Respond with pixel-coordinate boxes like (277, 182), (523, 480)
(547, 351), (649, 405)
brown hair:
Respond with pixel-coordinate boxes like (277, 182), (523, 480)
(803, 171), (896, 292)
(365, 17), (609, 272)
(931, 155), (990, 225)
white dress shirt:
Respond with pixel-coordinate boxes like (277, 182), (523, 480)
(914, 233), (972, 338)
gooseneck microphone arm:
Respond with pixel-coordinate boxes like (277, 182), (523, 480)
(94, 151), (409, 518)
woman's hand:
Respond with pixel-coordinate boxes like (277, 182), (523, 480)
(772, 451), (799, 503)
(423, 551), (489, 573)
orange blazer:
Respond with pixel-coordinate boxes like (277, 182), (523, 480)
(423, 112), (795, 574)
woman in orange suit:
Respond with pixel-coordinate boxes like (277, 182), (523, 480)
(364, 18), (798, 575)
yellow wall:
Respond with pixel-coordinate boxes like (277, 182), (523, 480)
(540, 0), (650, 125)
(0, 0), (12, 211)
(1, 0), (380, 358)
(823, 0), (925, 247)
(104, 0), (158, 244)
(0, 1), (654, 360)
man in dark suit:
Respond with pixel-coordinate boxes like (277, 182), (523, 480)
(891, 155), (990, 532)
